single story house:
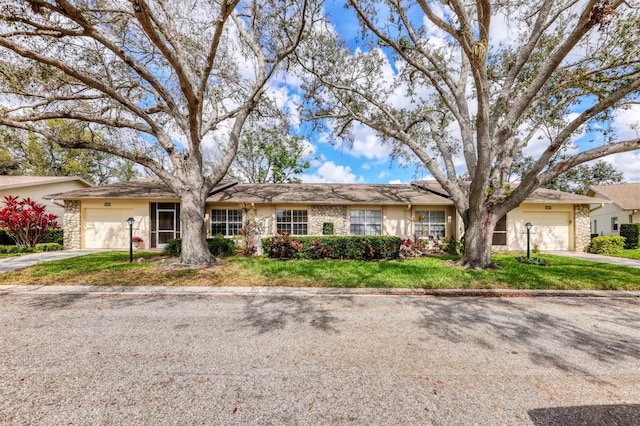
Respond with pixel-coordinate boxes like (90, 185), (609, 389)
(587, 183), (640, 236)
(0, 175), (92, 225)
(45, 179), (594, 252)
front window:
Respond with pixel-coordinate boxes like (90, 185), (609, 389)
(350, 210), (381, 235)
(414, 210), (446, 239)
(612, 217), (619, 231)
(211, 209), (242, 236)
(276, 209), (308, 235)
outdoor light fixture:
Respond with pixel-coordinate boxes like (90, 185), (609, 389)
(127, 217), (135, 263)
(525, 222), (533, 259)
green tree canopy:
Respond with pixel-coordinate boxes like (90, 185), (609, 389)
(228, 128), (312, 183)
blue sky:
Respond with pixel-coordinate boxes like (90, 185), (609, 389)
(292, 1), (640, 185)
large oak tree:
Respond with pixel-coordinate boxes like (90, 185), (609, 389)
(297, 0), (640, 268)
(0, 0), (321, 265)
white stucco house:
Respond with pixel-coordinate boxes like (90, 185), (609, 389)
(0, 175), (92, 225)
(588, 183), (640, 236)
(45, 179), (594, 253)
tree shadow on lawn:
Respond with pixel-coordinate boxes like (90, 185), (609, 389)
(240, 295), (346, 335)
(409, 297), (640, 376)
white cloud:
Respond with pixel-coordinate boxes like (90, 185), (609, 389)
(301, 161), (362, 183)
(612, 105), (640, 141)
(337, 124), (393, 161)
(388, 179), (403, 184)
(606, 151), (640, 183)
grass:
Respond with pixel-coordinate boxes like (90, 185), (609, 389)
(607, 249), (640, 260)
(0, 252), (639, 290)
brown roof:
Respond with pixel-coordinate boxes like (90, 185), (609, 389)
(46, 179), (453, 205)
(413, 180), (596, 204)
(207, 183), (454, 205)
(45, 179), (235, 200)
(46, 178), (596, 206)
(588, 183), (640, 210)
(0, 175), (92, 190)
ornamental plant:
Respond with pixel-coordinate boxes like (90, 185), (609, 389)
(132, 236), (144, 242)
(0, 196), (59, 247)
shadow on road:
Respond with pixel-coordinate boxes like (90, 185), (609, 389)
(410, 297), (640, 373)
(240, 295), (344, 335)
(529, 404), (640, 426)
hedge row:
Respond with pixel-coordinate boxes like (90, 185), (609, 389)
(620, 224), (640, 249)
(588, 236), (625, 255)
(163, 236), (235, 257)
(0, 243), (63, 254)
(261, 234), (402, 260)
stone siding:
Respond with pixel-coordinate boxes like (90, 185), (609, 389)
(309, 205), (348, 235)
(64, 200), (81, 249)
(574, 204), (590, 252)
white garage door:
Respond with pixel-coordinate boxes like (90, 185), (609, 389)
(84, 208), (134, 249)
(525, 212), (570, 251)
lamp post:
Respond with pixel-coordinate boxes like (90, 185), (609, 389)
(525, 222), (532, 259)
(127, 217), (134, 263)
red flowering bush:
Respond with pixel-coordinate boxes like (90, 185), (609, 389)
(264, 232), (303, 259)
(132, 236), (144, 242)
(0, 196), (59, 247)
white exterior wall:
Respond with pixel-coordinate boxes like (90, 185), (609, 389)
(589, 193), (632, 236)
(0, 180), (89, 225)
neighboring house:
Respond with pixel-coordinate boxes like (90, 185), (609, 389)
(587, 183), (640, 236)
(0, 176), (92, 225)
(45, 179), (594, 252)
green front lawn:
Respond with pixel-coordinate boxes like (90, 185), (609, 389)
(0, 252), (639, 290)
(608, 249), (640, 260)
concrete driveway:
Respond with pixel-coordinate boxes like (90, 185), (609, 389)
(1, 289), (639, 425)
(0, 249), (103, 273)
(553, 251), (640, 268)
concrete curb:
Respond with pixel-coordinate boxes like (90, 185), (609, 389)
(1, 285), (639, 298)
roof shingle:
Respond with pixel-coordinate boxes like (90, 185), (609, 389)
(588, 183), (640, 210)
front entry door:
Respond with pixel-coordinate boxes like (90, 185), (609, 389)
(156, 208), (176, 248)
(150, 203), (180, 249)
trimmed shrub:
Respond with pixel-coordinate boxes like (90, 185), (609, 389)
(40, 228), (64, 245)
(0, 245), (35, 254)
(322, 222), (334, 235)
(163, 236), (235, 258)
(34, 243), (64, 252)
(620, 223), (640, 249)
(207, 236), (235, 257)
(515, 255), (551, 266)
(262, 233), (303, 259)
(262, 235), (402, 261)
(588, 236), (625, 255)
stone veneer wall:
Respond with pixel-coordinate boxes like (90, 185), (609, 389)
(309, 205), (348, 235)
(64, 200), (81, 249)
(574, 204), (590, 252)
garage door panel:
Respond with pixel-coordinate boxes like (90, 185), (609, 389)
(523, 212), (570, 251)
(84, 209), (133, 249)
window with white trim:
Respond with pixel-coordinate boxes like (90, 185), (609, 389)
(612, 217), (619, 231)
(350, 210), (381, 235)
(276, 209), (308, 235)
(211, 209), (242, 236)
(414, 210), (446, 239)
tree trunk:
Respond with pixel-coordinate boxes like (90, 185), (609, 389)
(459, 211), (500, 270)
(178, 189), (213, 266)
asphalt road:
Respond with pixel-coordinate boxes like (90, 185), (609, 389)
(1, 290), (639, 425)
